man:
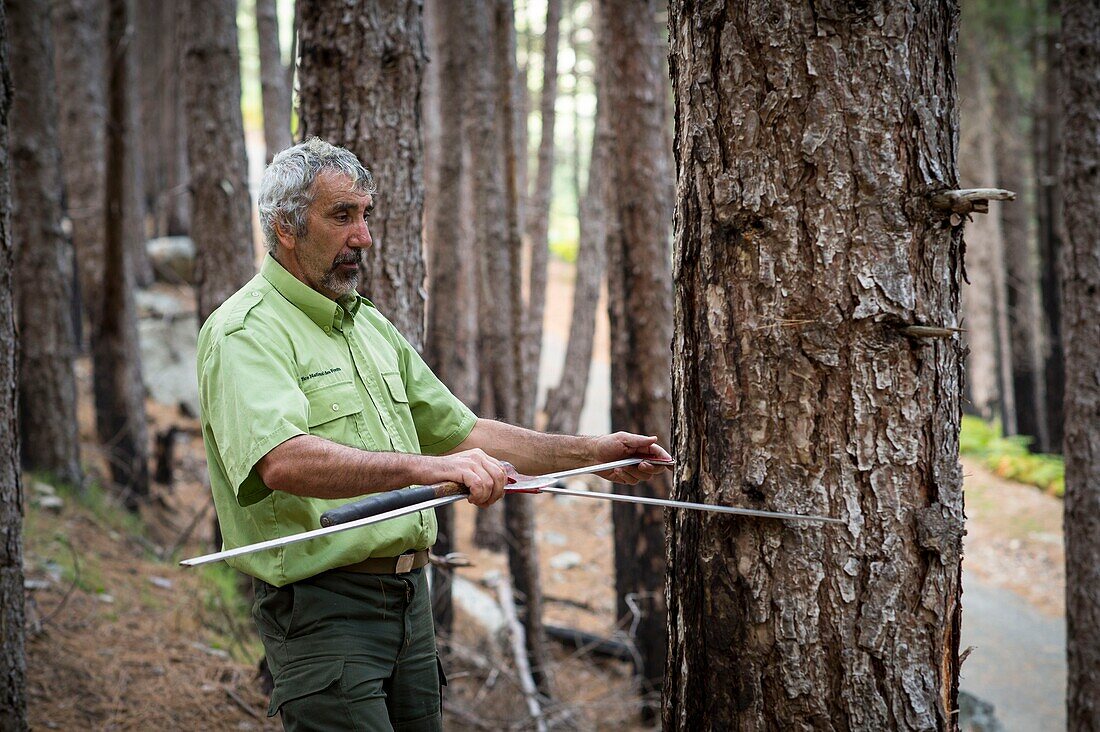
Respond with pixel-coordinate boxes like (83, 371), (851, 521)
(197, 137), (670, 731)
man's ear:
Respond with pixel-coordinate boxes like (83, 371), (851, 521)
(274, 218), (297, 252)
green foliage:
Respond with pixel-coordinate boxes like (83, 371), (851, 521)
(549, 237), (578, 264)
(960, 416), (1065, 497)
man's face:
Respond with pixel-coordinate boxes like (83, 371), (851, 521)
(288, 170), (374, 299)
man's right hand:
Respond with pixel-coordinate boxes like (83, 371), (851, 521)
(430, 448), (509, 507)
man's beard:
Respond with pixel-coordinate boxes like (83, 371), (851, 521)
(320, 254), (362, 296)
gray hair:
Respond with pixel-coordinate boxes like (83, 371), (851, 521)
(257, 137), (376, 253)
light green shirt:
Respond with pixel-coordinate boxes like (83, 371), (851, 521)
(197, 255), (476, 586)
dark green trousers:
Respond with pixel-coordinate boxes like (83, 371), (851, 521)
(253, 567), (444, 731)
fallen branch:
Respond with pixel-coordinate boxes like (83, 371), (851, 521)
(222, 685), (264, 722)
(494, 576), (548, 732)
(544, 625), (635, 663)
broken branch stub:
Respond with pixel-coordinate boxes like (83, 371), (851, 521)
(930, 188), (1016, 216)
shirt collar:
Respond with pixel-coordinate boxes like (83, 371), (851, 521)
(261, 254), (368, 332)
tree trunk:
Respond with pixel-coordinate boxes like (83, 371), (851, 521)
(496, 0), (552, 701)
(522, 0), (561, 419)
(257, 0), (292, 163)
(0, 3), (28, 726)
(1035, 9), (1065, 454)
(993, 68), (1048, 447)
(1060, 2), (1100, 727)
(8, 0), (82, 488)
(665, 3), (965, 729)
(183, 0), (255, 326)
(423, 0), (480, 635)
(544, 65), (609, 436)
(958, 46), (1015, 431)
(469, 0), (512, 552)
(99, 0), (150, 509)
(599, 0), (672, 701)
(51, 0), (106, 331)
(298, 0), (428, 352)
(137, 0), (190, 237)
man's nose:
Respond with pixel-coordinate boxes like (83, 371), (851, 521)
(349, 220), (373, 248)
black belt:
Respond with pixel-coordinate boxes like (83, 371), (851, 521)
(337, 549), (429, 574)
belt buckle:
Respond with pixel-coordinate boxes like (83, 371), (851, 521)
(395, 553), (415, 574)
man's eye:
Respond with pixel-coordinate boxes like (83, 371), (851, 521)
(365, 210), (373, 219)
(336, 213), (349, 222)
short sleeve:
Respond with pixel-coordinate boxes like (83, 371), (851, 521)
(200, 330), (309, 505)
(384, 325), (476, 455)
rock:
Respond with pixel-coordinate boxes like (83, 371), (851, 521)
(97, 593), (115, 604)
(24, 579), (52, 591)
(137, 295), (200, 415)
(450, 575), (504, 634)
(28, 479), (55, 496)
(959, 690), (1005, 732)
(540, 531), (567, 546)
(550, 551), (583, 570)
(34, 495), (64, 513)
(190, 641), (230, 659)
(149, 576), (173, 590)
(146, 236), (196, 284)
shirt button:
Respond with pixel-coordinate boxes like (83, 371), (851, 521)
(323, 326), (331, 333)
(331, 404), (339, 412)
(250, 291), (259, 297)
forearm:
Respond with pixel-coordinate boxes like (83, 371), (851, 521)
(448, 418), (595, 475)
(257, 435), (440, 499)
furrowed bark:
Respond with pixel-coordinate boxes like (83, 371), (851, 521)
(1035, 8), (1065, 453)
(9, 0), (82, 488)
(183, 0), (255, 325)
(257, 0), (292, 163)
(98, 0), (150, 509)
(599, 0), (672, 701)
(522, 0), (562, 420)
(958, 42), (1015, 431)
(51, 0), (107, 329)
(298, 0), (428, 351)
(497, 0), (552, 700)
(423, 0), (480, 634)
(993, 68), (1048, 447)
(666, 3), (965, 729)
(1060, 1), (1100, 727)
(0, 2), (28, 725)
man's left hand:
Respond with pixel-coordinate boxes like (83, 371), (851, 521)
(590, 432), (673, 484)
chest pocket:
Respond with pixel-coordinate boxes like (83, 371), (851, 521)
(380, 371), (409, 404)
(305, 380), (365, 446)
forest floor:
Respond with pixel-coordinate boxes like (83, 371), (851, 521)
(22, 260), (1064, 730)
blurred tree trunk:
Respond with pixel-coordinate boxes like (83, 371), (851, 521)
(1060, 2), (1100, 728)
(257, 0), (292, 163)
(959, 45), (1015, 431)
(1035, 10), (1065, 453)
(666, 2), (964, 729)
(496, 0), (552, 701)
(522, 0), (561, 418)
(51, 0), (106, 330)
(544, 52), (608, 436)
(99, 0), (150, 509)
(9, 0), (82, 488)
(0, 3), (28, 726)
(470, 0), (511, 552)
(423, 0), (479, 635)
(137, 0), (189, 237)
(599, 0), (672, 701)
(994, 70), (1048, 447)
(298, 0), (427, 351)
(183, 0), (255, 326)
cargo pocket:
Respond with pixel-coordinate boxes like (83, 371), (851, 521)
(268, 657), (346, 719)
(305, 380), (365, 445)
(436, 653), (448, 705)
